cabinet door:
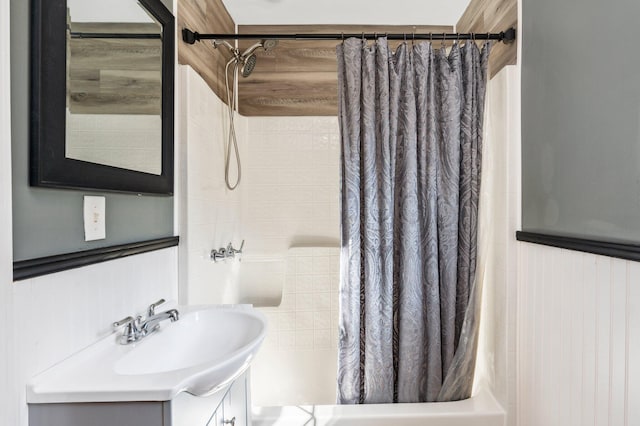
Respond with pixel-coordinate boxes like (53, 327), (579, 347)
(221, 372), (249, 426)
(171, 385), (229, 426)
(206, 406), (221, 426)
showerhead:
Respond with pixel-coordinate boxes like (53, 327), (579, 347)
(241, 54), (257, 78)
(262, 39), (279, 51)
(237, 39), (278, 78)
(241, 39), (279, 57)
(218, 39), (279, 78)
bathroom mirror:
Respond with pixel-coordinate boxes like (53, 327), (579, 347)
(30, 0), (174, 194)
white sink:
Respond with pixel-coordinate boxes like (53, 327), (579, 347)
(114, 308), (266, 395)
(27, 305), (267, 403)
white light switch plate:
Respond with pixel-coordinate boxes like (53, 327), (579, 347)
(83, 196), (106, 241)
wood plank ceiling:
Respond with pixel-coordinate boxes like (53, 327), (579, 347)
(178, 0), (517, 117)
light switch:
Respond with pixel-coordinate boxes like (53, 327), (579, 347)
(83, 196), (106, 241)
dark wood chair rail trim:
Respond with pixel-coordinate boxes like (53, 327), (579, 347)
(516, 231), (640, 262)
(13, 236), (179, 281)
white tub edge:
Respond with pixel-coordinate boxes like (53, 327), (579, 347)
(252, 388), (506, 426)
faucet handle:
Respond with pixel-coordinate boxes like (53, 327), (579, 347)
(228, 240), (244, 256)
(211, 248), (227, 262)
(113, 316), (141, 344)
(113, 316), (142, 329)
(113, 316), (135, 328)
(148, 298), (166, 316)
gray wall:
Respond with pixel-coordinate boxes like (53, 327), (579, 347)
(10, 0), (174, 262)
(522, 0), (640, 242)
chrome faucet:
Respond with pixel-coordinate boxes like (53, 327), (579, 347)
(113, 299), (179, 345)
(139, 307), (180, 335)
(210, 247), (228, 262)
(211, 240), (244, 262)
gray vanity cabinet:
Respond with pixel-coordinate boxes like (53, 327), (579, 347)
(29, 372), (250, 426)
(29, 401), (173, 425)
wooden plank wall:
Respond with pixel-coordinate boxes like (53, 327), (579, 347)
(178, 0), (235, 102)
(68, 23), (162, 115)
(456, 0), (518, 78)
(237, 25), (452, 116)
(177, 0), (517, 116)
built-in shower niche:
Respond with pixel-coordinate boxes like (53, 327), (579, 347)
(237, 256), (285, 307)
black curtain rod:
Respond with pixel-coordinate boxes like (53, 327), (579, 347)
(182, 27), (516, 45)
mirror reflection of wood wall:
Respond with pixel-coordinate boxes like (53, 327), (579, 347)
(67, 22), (162, 115)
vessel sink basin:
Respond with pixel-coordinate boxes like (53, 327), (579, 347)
(27, 305), (267, 403)
(114, 307), (267, 395)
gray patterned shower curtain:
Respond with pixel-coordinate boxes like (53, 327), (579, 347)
(336, 38), (490, 404)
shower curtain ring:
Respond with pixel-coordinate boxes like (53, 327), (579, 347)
(362, 32), (365, 42)
(341, 32), (344, 42)
(403, 33), (407, 43)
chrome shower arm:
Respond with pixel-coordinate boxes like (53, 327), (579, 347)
(211, 39), (236, 53)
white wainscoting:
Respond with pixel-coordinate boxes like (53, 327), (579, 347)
(517, 242), (640, 426)
(7, 249), (178, 426)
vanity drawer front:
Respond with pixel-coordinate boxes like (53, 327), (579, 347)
(29, 401), (170, 426)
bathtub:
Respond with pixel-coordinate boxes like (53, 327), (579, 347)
(251, 388), (505, 426)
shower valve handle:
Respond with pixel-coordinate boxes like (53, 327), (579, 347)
(228, 240), (244, 256)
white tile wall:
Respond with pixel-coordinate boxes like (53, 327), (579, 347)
(177, 66), (247, 305)
(176, 70), (341, 405)
(242, 116), (341, 254)
(242, 116), (341, 406)
(66, 111), (162, 175)
(252, 247), (340, 406)
(477, 65), (520, 426)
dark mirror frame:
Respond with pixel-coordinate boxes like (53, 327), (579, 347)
(30, 0), (175, 195)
